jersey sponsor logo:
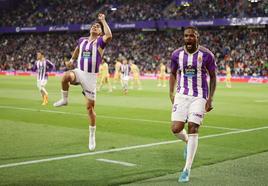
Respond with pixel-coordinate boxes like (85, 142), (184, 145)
(183, 65), (197, 77)
(82, 51), (91, 59)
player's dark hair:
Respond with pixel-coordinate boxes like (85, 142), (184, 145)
(37, 51), (45, 57)
(184, 26), (199, 37)
(184, 26), (198, 32)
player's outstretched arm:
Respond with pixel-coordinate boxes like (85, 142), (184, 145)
(98, 13), (112, 43)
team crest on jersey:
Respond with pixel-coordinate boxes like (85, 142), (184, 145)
(198, 56), (202, 63)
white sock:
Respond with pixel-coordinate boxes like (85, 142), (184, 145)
(61, 90), (68, 101)
(174, 129), (188, 142)
(89, 125), (96, 137)
(184, 134), (198, 171)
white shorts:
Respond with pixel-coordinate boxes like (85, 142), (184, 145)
(72, 68), (97, 101)
(37, 80), (47, 90)
(121, 75), (129, 81)
(171, 93), (206, 125)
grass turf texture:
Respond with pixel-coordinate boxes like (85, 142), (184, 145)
(0, 76), (267, 185)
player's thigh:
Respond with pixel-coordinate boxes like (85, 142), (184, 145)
(171, 94), (190, 122)
(81, 74), (97, 101)
(70, 69), (81, 85)
(188, 97), (206, 125)
(37, 80), (47, 89)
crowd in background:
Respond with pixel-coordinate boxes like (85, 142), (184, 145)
(0, 0), (101, 26)
(167, 0), (268, 20)
(0, 0), (267, 76)
(1, 0), (267, 27)
(101, 0), (173, 22)
(1, 27), (267, 76)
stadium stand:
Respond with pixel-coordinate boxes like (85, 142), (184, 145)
(0, 0), (267, 76)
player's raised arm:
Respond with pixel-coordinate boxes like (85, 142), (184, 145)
(98, 13), (112, 43)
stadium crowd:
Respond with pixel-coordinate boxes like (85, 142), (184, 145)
(167, 0), (268, 20)
(0, 0), (101, 26)
(1, 28), (267, 76)
(1, 0), (267, 27)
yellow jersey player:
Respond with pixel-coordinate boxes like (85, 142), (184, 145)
(157, 62), (167, 87)
(130, 60), (142, 90)
(113, 59), (122, 89)
(225, 64), (232, 88)
(98, 59), (112, 92)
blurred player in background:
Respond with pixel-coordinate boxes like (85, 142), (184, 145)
(129, 60), (142, 90)
(157, 62), (167, 87)
(53, 13), (112, 151)
(225, 64), (232, 88)
(98, 58), (112, 92)
(32, 52), (54, 105)
(113, 59), (122, 89)
(169, 27), (217, 183)
(121, 58), (131, 95)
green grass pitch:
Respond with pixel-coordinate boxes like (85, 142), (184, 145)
(0, 76), (268, 186)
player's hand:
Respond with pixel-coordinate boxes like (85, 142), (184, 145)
(98, 13), (105, 21)
(169, 93), (174, 104)
(65, 61), (73, 69)
(205, 98), (213, 112)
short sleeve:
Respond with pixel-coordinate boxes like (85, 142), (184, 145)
(32, 61), (37, 71)
(97, 36), (106, 49)
(206, 52), (217, 72)
(46, 60), (55, 71)
(170, 51), (179, 72)
(77, 37), (85, 47)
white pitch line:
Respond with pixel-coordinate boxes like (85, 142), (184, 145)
(96, 158), (136, 167)
(255, 100), (268, 103)
(0, 126), (268, 169)
(0, 105), (240, 131)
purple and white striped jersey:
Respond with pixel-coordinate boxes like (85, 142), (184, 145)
(77, 36), (107, 73)
(170, 46), (216, 99)
(121, 64), (131, 78)
(33, 59), (54, 81)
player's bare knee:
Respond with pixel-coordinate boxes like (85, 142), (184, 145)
(188, 123), (199, 134)
(171, 123), (184, 134)
(86, 105), (95, 116)
(62, 72), (71, 83)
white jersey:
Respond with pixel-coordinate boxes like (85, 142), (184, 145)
(121, 64), (131, 80)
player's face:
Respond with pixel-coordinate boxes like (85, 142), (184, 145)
(90, 23), (102, 35)
(123, 60), (127, 64)
(36, 52), (42, 60)
(184, 29), (198, 52)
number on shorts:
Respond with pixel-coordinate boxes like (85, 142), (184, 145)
(173, 104), (178, 112)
